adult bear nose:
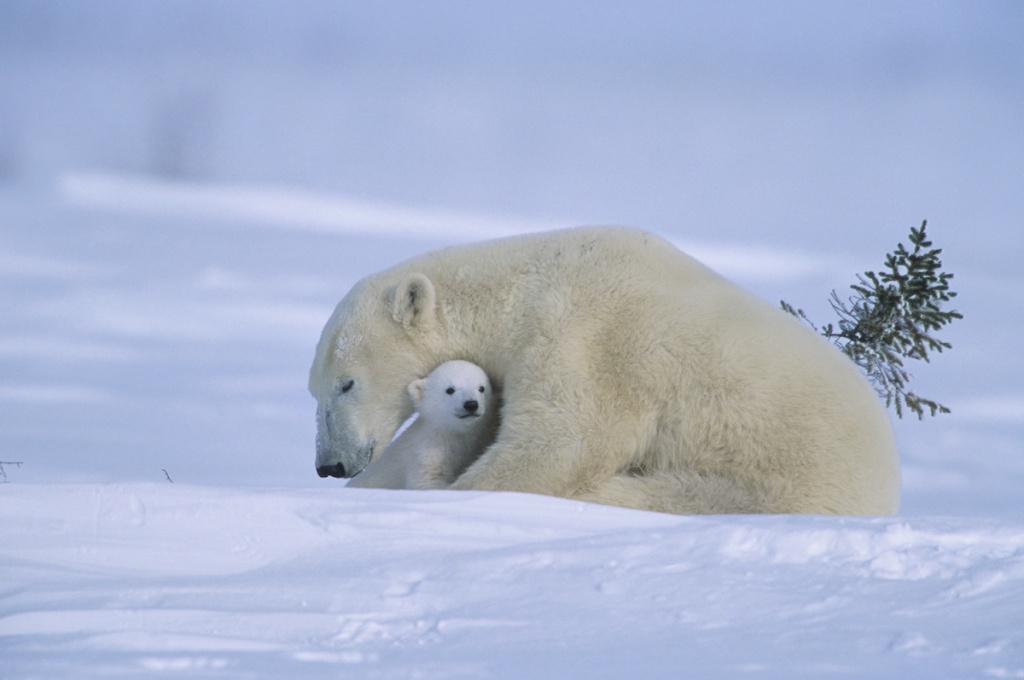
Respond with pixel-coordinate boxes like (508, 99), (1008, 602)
(317, 462), (347, 478)
(463, 400), (479, 413)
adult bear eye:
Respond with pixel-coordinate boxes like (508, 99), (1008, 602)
(339, 379), (355, 395)
(478, 386), (485, 393)
(445, 387), (455, 395)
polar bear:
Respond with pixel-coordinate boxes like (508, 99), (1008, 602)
(309, 226), (900, 515)
(346, 360), (498, 490)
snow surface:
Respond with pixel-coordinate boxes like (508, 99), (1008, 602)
(2, 3), (1024, 678)
(4, 484), (1024, 679)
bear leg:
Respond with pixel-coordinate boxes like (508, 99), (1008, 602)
(577, 470), (783, 514)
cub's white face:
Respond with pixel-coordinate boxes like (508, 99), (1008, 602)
(410, 360), (492, 432)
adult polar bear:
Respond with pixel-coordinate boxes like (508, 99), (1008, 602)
(310, 226), (899, 515)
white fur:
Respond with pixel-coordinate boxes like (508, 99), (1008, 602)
(346, 360), (498, 490)
(309, 226), (899, 515)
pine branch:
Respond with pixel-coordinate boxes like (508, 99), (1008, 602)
(782, 220), (962, 419)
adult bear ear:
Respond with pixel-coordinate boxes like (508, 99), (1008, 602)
(392, 273), (436, 329)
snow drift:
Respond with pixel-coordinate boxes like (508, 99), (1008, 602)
(2, 484), (1023, 679)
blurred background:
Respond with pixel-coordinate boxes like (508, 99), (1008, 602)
(0, 1), (1021, 516)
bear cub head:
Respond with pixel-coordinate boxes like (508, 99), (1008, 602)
(410, 360), (493, 433)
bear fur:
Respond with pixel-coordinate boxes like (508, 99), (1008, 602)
(346, 360), (498, 490)
(309, 226), (899, 515)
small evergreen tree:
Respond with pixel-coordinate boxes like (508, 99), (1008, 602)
(782, 220), (962, 419)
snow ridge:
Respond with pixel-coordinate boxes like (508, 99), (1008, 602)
(2, 484), (1022, 679)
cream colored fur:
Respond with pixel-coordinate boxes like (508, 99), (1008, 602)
(346, 360), (498, 490)
(309, 226), (899, 515)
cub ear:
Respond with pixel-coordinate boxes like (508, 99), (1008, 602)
(408, 378), (426, 405)
(392, 273), (436, 328)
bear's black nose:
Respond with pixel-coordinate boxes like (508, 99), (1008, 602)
(463, 400), (479, 413)
(316, 462), (347, 478)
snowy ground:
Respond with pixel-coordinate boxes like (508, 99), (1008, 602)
(2, 3), (1024, 678)
(4, 485), (1024, 679)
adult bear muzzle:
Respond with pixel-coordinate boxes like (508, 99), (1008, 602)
(316, 462), (348, 478)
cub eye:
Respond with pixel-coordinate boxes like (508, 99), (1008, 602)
(478, 386), (485, 393)
(446, 387), (455, 395)
(339, 379), (355, 395)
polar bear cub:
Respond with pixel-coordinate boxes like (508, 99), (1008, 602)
(347, 360), (498, 490)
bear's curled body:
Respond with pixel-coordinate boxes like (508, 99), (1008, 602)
(309, 226), (899, 515)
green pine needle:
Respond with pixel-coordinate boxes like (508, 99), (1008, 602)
(782, 220), (962, 419)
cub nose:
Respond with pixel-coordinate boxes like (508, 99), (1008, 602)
(463, 400), (479, 413)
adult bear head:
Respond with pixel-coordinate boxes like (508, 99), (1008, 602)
(309, 271), (445, 479)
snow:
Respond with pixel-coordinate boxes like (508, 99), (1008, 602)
(60, 172), (566, 243)
(60, 171), (836, 282)
(2, 3), (1024, 678)
(4, 484), (1024, 678)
